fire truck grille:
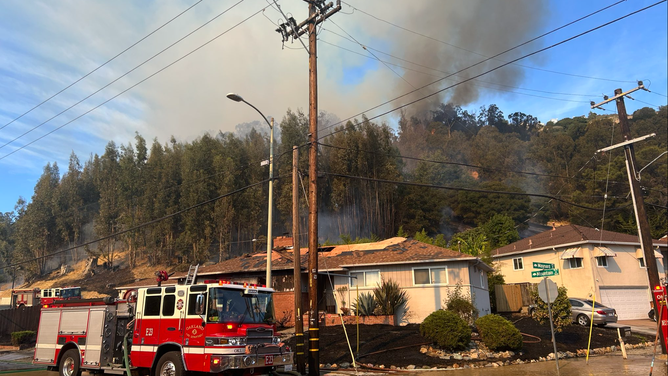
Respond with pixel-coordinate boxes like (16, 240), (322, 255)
(246, 328), (273, 345)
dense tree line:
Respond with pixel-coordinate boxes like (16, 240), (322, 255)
(0, 103), (665, 281)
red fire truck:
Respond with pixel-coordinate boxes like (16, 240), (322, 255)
(33, 279), (293, 376)
(11, 288), (40, 308)
(40, 287), (82, 306)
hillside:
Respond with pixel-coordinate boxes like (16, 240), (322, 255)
(0, 250), (170, 299)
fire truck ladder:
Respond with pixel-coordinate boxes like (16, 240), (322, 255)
(184, 264), (199, 285)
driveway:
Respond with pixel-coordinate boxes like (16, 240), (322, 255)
(611, 318), (661, 337)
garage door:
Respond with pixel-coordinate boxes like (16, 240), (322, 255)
(600, 287), (650, 320)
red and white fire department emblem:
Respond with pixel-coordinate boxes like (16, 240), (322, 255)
(176, 299), (184, 310)
(186, 324), (203, 339)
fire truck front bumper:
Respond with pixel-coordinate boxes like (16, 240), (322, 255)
(210, 350), (293, 372)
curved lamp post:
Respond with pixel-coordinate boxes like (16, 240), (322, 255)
(227, 93), (274, 288)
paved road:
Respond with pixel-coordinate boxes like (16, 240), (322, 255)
(2, 344), (667, 376)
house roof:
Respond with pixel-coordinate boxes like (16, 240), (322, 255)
(492, 224), (667, 257)
(121, 237), (491, 289)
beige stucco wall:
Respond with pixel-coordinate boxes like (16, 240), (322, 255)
(495, 243), (665, 301)
(328, 261), (490, 324)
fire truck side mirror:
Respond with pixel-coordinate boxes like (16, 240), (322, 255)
(195, 293), (205, 315)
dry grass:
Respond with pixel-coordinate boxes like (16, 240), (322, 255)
(0, 250), (172, 299)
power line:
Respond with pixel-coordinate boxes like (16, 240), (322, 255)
(10, 142), (304, 233)
(0, 178), (269, 271)
(322, 171), (632, 212)
(0, 0), (204, 132)
(0, 0), (247, 152)
(321, 29), (599, 98)
(317, 142), (666, 193)
(326, 19), (416, 89)
(635, 99), (663, 109)
(341, 0), (637, 84)
(0, 4), (268, 161)
(319, 39), (591, 105)
(319, 0), (667, 140)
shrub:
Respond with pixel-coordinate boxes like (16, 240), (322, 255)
(530, 284), (572, 332)
(420, 310), (472, 351)
(373, 279), (408, 315)
(11, 331), (36, 346)
(352, 292), (377, 316)
(475, 314), (523, 351)
(444, 282), (479, 325)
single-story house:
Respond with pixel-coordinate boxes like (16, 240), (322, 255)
(492, 224), (668, 320)
(121, 237), (493, 324)
(314, 237), (493, 323)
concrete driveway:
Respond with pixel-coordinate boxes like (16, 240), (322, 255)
(611, 318), (661, 337)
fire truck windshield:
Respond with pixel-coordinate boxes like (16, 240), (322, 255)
(207, 288), (275, 324)
(60, 287), (81, 299)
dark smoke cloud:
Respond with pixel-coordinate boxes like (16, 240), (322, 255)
(387, 0), (550, 117)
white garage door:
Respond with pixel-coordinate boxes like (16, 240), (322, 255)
(600, 287), (650, 320)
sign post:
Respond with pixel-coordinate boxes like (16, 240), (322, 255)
(538, 277), (560, 376)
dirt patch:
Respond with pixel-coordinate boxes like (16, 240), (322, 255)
(285, 313), (656, 368)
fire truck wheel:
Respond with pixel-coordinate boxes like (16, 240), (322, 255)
(59, 349), (81, 376)
(155, 352), (184, 376)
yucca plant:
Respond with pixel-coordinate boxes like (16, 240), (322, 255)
(352, 292), (377, 316)
(373, 279), (408, 315)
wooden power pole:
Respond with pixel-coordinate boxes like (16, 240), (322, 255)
(275, 2), (341, 374)
(292, 146), (305, 374)
(592, 83), (666, 354)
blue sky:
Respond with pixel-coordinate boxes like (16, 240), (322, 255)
(0, 0), (666, 214)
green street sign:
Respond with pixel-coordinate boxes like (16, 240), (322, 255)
(533, 262), (555, 270)
(532, 269), (559, 278)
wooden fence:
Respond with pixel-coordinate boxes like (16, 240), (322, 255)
(495, 283), (534, 312)
(0, 306), (41, 336)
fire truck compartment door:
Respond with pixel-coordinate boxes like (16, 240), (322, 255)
(60, 310), (89, 334)
(35, 310), (61, 363)
(83, 309), (106, 366)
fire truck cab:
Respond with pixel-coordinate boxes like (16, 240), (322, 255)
(41, 287), (82, 306)
(33, 280), (292, 376)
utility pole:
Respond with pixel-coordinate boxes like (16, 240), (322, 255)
(292, 146), (305, 374)
(591, 82), (666, 354)
(275, 2), (341, 374)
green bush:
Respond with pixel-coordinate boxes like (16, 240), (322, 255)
(420, 310), (472, 351)
(530, 284), (572, 332)
(11, 331), (36, 346)
(352, 292), (377, 316)
(475, 314), (523, 351)
(444, 282), (479, 325)
(373, 279), (408, 315)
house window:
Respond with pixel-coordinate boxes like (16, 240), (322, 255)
(596, 256), (608, 268)
(568, 258), (583, 269)
(639, 258), (646, 268)
(513, 257), (524, 270)
(350, 270), (380, 287)
(413, 267), (447, 285)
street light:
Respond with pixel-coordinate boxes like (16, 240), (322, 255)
(227, 93), (275, 288)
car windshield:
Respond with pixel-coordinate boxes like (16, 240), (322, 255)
(206, 287), (275, 324)
(583, 300), (608, 308)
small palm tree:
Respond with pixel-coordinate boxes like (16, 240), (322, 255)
(352, 292), (377, 316)
(373, 279), (408, 315)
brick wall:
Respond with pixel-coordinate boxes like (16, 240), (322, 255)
(273, 291), (308, 327)
(300, 313), (396, 327)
